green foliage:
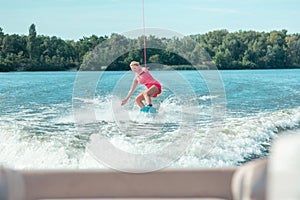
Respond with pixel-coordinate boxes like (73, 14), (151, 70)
(0, 24), (299, 72)
(196, 29), (300, 69)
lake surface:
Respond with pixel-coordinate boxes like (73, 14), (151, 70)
(0, 69), (300, 170)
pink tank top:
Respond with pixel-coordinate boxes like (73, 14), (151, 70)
(135, 68), (159, 85)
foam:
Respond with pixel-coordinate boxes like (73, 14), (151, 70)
(1, 94), (300, 170)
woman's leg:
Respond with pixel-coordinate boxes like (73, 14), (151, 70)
(143, 86), (159, 106)
(135, 93), (145, 108)
(136, 86), (159, 108)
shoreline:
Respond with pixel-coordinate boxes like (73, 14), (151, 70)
(1, 66), (300, 73)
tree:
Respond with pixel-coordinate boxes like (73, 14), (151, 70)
(27, 24), (37, 60)
(214, 50), (232, 69)
(242, 49), (257, 69)
(265, 30), (287, 68)
(0, 27), (4, 54)
(286, 34), (300, 67)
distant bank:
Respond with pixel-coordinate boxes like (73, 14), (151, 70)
(1, 24), (300, 72)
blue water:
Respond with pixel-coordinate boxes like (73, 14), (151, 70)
(0, 69), (300, 169)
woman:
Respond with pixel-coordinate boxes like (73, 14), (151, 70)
(121, 61), (162, 112)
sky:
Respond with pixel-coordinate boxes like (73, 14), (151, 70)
(0, 0), (299, 40)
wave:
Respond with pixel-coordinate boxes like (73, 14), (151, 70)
(1, 95), (300, 170)
(175, 106), (300, 168)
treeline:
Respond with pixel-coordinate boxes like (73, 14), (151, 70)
(0, 24), (300, 72)
(0, 24), (107, 72)
(196, 29), (300, 69)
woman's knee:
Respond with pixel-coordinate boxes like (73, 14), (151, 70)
(135, 94), (144, 102)
(144, 87), (158, 97)
(143, 90), (150, 97)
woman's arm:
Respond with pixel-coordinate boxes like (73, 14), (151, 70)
(121, 78), (138, 106)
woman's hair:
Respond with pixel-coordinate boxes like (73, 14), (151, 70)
(130, 61), (139, 67)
